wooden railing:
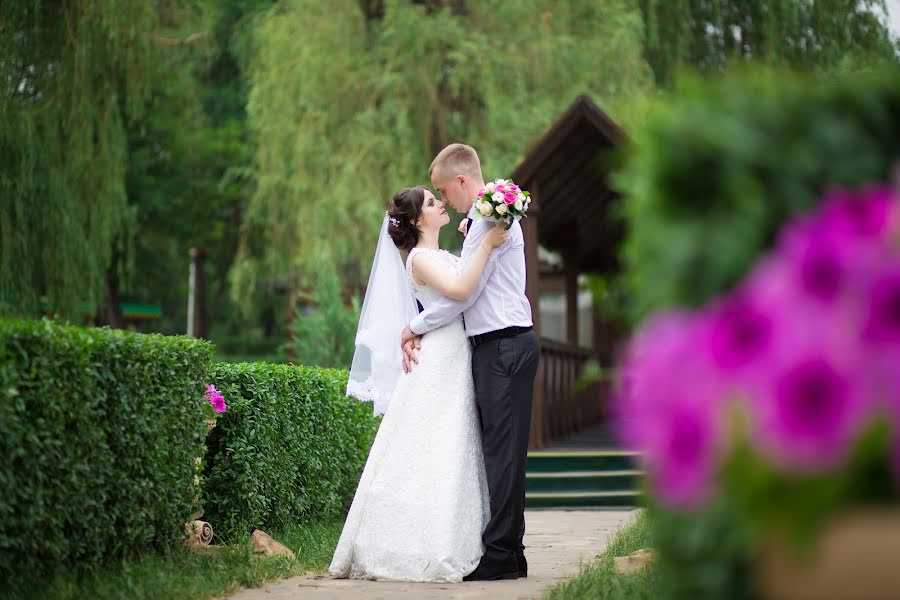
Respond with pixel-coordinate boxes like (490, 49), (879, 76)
(529, 338), (608, 449)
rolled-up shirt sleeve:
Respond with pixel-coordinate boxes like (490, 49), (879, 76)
(409, 219), (506, 335)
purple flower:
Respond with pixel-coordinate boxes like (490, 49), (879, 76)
(778, 217), (851, 304)
(861, 262), (900, 347)
(705, 291), (775, 372)
(614, 312), (708, 449)
(753, 349), (867, 471)
(644, 390), (721, 508)
(204, 384), (227, 414)
(614, 312), (724, 508)
(820, 185), (895, 241)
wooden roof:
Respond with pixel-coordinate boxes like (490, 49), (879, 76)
(510, 95), (625, 273)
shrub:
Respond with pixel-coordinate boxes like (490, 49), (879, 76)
(618, 65), (900, 321)
(202, 362), (378, 537)
(0, 318), (213, 576)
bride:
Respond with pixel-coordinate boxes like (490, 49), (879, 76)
(330, 186), (507, 582)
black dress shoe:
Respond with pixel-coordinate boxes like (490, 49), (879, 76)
(463, 561), (519, 582)
(517, 555), (528, 578)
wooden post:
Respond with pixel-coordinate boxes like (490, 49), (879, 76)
(564, 245), (578, 347)
(524, 180), (544, 448)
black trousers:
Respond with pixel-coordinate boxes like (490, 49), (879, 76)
(471, 329), (540, 570)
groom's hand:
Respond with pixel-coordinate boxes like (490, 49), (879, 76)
(401, 326), (421, 373)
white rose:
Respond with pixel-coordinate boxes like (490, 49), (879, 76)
(496, 203), (508, 215)
(479, 202), (493, 216)
(494, 178), (508, 186)
(517, 192), (526, 203)
(514, 198), (524, 211)
(483, 182), (494, 193)
(491, 191), (505, 203)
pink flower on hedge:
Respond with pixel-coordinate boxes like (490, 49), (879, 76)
(205, 384), (227, 413)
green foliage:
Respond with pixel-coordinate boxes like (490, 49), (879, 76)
(0, 318), (214, 578)
(639, 0), (897, 86)
(232, 0), (655, 303)
(282, 266), (361, 369)
(618, 65), (900, 321)
(0, 1), (175, 317)
(718, 421), (897, 556)
(202, 362), (378, 537)
(125, 0), (266, 335)
(7, 520), (343, 600)
(546, 511), (657, 600)
(649, 500), (755, 600)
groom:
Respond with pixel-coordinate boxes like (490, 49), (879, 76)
(401, 143), (540, 581)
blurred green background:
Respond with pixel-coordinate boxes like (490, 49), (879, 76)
(2, 0), (897, 366)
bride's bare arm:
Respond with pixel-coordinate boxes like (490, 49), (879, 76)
(411, 224), (507, 301)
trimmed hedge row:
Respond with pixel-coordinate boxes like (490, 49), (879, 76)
(619, 65), (900, 321)
(0, 319), (213, 576)
(202, 362), (378, 538)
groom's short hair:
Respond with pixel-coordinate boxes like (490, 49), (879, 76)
(429, 143), (482, 181)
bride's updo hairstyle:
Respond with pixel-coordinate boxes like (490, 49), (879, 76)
(387, 187), (426, 252)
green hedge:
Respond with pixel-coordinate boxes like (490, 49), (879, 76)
(202, 362), (378, 538)
(0, 319), (213, 576)
(619, 64), (900, 320)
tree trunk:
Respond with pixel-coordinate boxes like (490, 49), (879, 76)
(104, 268), (127, 329)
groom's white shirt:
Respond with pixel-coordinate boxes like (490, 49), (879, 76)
(409, 207), (533, 337)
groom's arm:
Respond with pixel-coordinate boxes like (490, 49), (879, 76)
(408, 220), (516, 336)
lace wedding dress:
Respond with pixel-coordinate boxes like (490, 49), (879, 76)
(330, 248), (490, 582)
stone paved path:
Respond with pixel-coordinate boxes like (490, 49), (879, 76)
(224, 508), (638, 600)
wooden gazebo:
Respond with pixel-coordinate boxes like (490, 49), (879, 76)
(513, 95), (626, 449)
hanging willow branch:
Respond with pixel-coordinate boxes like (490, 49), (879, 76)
(639, 0), (896, 86)
(0, 1), (162, 317)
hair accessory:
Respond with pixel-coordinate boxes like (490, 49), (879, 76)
(389, 216), (400, 227)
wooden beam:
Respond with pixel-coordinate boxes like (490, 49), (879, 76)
(564, 244), (578, 347)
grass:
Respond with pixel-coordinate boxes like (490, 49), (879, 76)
(7, 521), (344, 600)
(545, 511), (658, 600)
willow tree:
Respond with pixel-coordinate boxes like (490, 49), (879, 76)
(0, 1), (197, 319)
(639, 0), (897, 86)
(233, 0), (655, 308)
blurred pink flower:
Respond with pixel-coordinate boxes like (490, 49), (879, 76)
(503, 191), (517, 205)
(644, 385), (722, 508)
(613, 312), (724, 507)
(819, 185), (895, 241)
(704, 290), (776, 373)
(861, 262), (900, 347)
(752, 349), (868, 471)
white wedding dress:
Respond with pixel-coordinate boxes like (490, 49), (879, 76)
(329, 247), (491, 582)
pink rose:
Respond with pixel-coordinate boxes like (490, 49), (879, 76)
(477, 190), (484, 198)
(503, 191), (516, 205)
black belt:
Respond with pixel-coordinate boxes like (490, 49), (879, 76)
(469, 326), (532, 347)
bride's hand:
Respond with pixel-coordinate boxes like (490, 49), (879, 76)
(484, 223), (508, 249)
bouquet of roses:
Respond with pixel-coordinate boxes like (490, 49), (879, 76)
(473, 178), (531, 227)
